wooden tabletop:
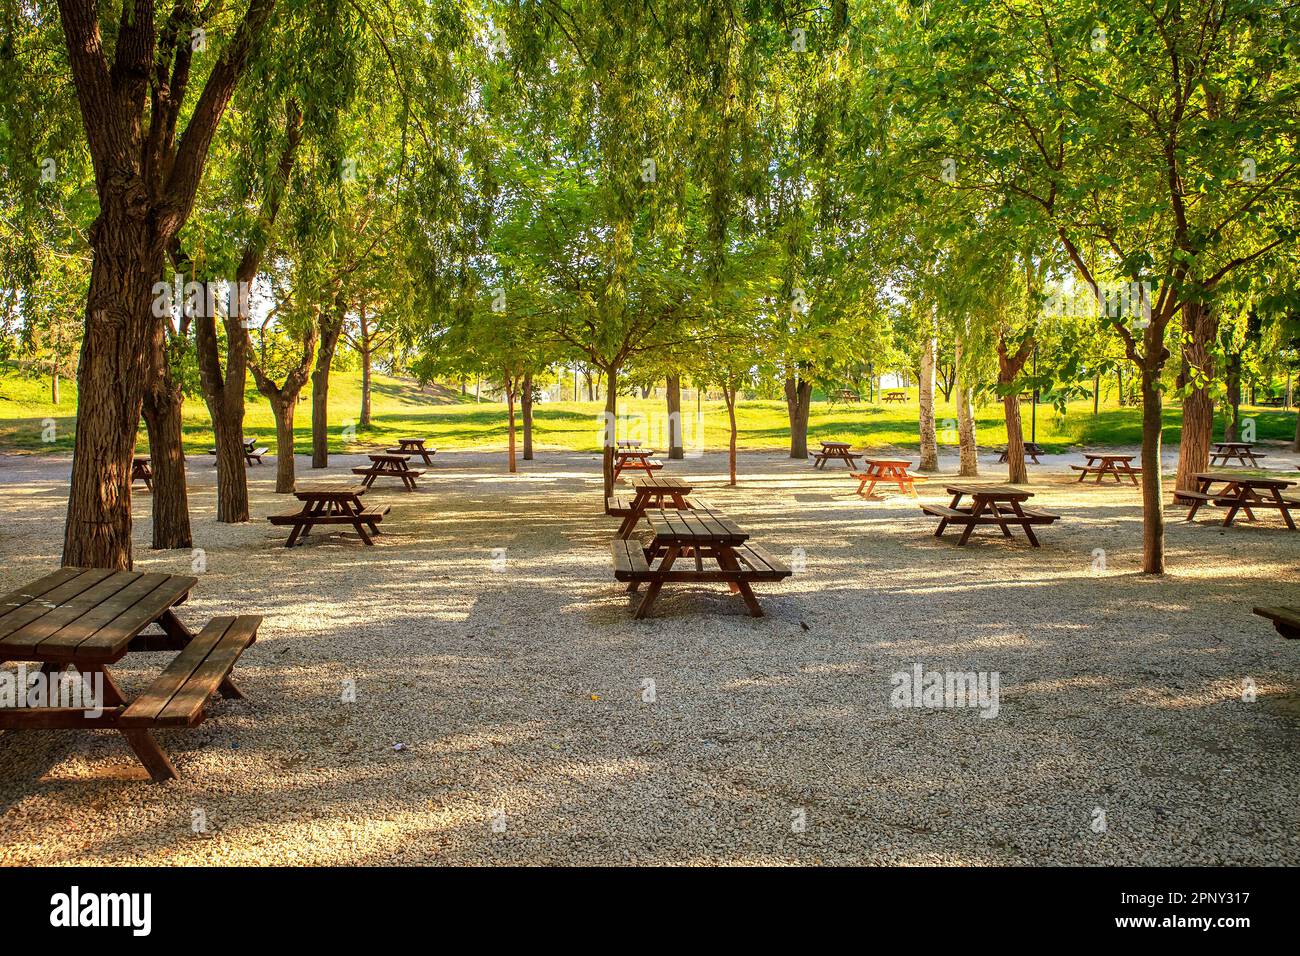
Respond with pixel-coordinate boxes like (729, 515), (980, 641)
(1084, 453), (1134, 461)
(0, 568), (196, 664)
(945, 483), (1034, 499)
(369, 452), (411, 463)
(1212, 442), (1254, 449)
(632, 475), (693, 493)
(396, 437), (426, 444)
(647, 506), (747, 545)
(820, 441), (852, 449)
(616, 448), (655, 457)
(294, 484), (367, 500)
(864, 457), (912, 466)
(1196, 472), (1293, 488)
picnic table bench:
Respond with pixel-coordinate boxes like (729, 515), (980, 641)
(851, 457), (920, 497)
(208, 436), (267, 466)
(132, 455), (153, 491)
(812, 440), (862, 469)
(0, 567), (258, 783)
(352, 452), (424, 490)
(1210, 442), (1267, 468)
(610, 504), (790, 618)
(613, 448), (664, 481)
(1071, 453), (1141, 485)
(607, 475), (694, 538)
(1179, 472), (1297, 529)
(268, 484), (389, 546)
(385, 437), (437, 465)
(1254, 606), (1300, 640)
(920, 483), (1060, 547)
(882, 391), (907, 404)
(995, 442), (1045, 464)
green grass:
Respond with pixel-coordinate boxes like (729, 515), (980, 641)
(1, 364), (1294, 456)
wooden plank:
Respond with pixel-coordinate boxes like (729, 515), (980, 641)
(21, 572), (174, 659)
(2, 571), (144, 648)
(0, 568), (85, 621)
(0, 568), (116, 644)
(72, 574), (198, 661)
(155, 617), (258, 727)
(119, 618), (231, 726)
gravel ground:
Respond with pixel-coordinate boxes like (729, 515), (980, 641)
(1, 442), (1298, 866)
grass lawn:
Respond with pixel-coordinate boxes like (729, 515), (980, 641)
(1, 363), (1295, 456)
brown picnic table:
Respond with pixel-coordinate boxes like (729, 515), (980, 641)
(0, 567), (259, 783)
(851, 457), (919, 497)
(607, 475), (694, 538)
(1071, 453), (1141, 485)
(353, 452), (424, 490)
(1210, 442), (1267, 468)
(812, 440), (862, 469)
(610, 505), (790, 618)
(920, 483), (1060, 547)
(268, 484), (389, 546)
(617, 440), (643, 449)
(1180, 472), (1297, 529)
(882, 391), (907, 404)
(996, 442), (1045, 464)
(1255, 606), (1300, 640)
(386, 437), (437, 465)
(208, 436), (267, 466)
(613, 448), (664, 481)
(132, 455), (153, 491)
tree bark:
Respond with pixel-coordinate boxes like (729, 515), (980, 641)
(357, 300), (372, 427)
(917, 315), (939, 472)
(52, 371), (60, 405)
(666, 374), (684, 459)
(997, 334), (1035, 485)
(311, 295), (346, 468)
(1174, 299), (1217, 494)
(602, 365), (618, 497)
(522, 371), (534, 460)
(141, 319), (192, 549)
(506, 377), (518, 474)
(784, 376), (812, 459)
(1224, 351), (1242, 442)
(955, 332), (978, 477)
(1140, 361), (1166, 574)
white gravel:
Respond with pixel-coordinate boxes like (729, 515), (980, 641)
(0, 442), (1298, 865)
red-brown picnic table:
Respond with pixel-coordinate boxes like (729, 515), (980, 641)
(132, 455), (153, 491)
(610, 505), (790, 619)
(883, 391), (907, 403)
(386, 437), (437, 465)
(613, 448), (663, 481)
(812, 440), (862, 469)
(0, 567), (259, 782)
(1182, 472), (1297, 529)
(1209, 442), (1266, 468)
(352, 452), (424, 490)
(617, 440), (642, 449)
(851, 457), (919, 497)
(1072, 452), (1140, 485)
(609, 475), (694, 538)
(920, 483), (1060, 547)
(268, 484), (390, 546)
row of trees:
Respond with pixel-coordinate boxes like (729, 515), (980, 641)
(1, 0), (1297, 575)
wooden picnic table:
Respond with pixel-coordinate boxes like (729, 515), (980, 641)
(352, 452), (425, 490)
(0, 567), (259, 782)
(607, 476), (694, 538)
(851, 457), (919, 497)
(1255, 606), (1300, 639)
(386, 437), (437, 465)
(882, 391), (907, 404)
(812, 440), (862, 469)
(996, 442), (1045, 464)
(1180, 472), (1297, 529)
(920, 483), (1060, 547)
(208, 437), (267, 466)
(617, 440), (643, 449)
(1210, 441), (1267, 468)
(610, 505), (790, 618)
(132, 455), (153, 491)
(613, 448), (664, 481)
(1071, 453), (1141, 485)
(268, 484), (389, 546)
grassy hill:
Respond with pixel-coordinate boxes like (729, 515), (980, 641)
(0, 362), (1294, 456)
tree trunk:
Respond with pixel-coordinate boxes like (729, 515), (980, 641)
(271, 394), (297, 493)
(1093, 373), (1101, 415)
(955, 333), (978, 477)
(311, 302), (345, 468)
(141, 321), (192, 549)
(52, 370), (60, 405)
(1117, 368), (1125, 406)
(1174, 300), (1216, 494)
(666, 374), (684, 459)
(522, 372), (534, 460)
(602, 365), (618, 498)
(506, 382), (518, 474)
(62, 212), (166, 569)
(359, 345), (372, 427)
(210, 396), (250, 522)
(1140, 361), (1166, 574)
(724, 384), (738, 486)
(996, 334), (1034, 485)
(1224, 352), (1242, 442)
(784, 376), (812, 459)
(917, 317), (939, 472)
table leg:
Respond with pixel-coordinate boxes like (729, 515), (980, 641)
(1008, 499), (1040, 547)
(719, 547), (763, 617)
(1187, 479), (1211, 520)
(956, 499), (986, 546)
(121, 729), (178, 783)
(1221, 488), (1248, 526)
(635, 545), (679, 619)
(155, 608), (196, 646)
